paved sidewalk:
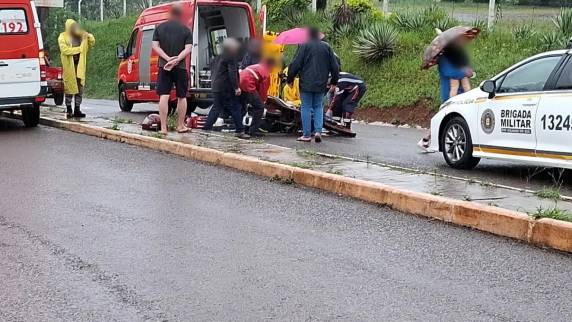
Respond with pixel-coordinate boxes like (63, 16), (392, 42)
(35, 103), (572, 216)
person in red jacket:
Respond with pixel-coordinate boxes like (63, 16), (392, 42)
(239, 57), (276, 137)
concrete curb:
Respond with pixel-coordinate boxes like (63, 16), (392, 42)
(38, 116), (572, 253)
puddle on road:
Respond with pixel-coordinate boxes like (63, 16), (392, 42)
(41, 108), (572, 215)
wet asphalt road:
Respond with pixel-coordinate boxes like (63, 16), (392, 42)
(1, 117), (572, 321)
(78, 99), (572, 196)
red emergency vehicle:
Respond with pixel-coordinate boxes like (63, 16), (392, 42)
(0, 0), (47, 127)
(116, 0), (256, 112)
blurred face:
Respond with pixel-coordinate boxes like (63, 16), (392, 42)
(70, 23), (81, 36)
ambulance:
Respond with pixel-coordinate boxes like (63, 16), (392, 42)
(0, 0), (46, 127)
(430, 49), (572, 170)
(116, 0), (256, 112)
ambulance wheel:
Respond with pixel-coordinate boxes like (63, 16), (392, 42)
(53, 93), (64, 106)
(440, 116), (480, 170)
(118, 84), (133, 112)
(22, 103), (40, 128)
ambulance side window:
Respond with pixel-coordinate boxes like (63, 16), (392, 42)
(554, 59), (572, 90)
(126, 29), (138, 57)
(497, 56), (561, 94)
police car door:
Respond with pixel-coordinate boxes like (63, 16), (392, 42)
(477, 55), (562, 157)
(536, 55), (572, 164)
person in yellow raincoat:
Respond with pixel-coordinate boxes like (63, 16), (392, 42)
(281, 67), (301, 107)
(58, 19), (95, 118)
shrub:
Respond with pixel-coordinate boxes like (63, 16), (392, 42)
(333, 2), (356, 29)
(422, 4), (448, 24)
(391, 11), (426, 31)
(540, 31), (567, 51)
(266, 0), (310, 22)
(553, 8), (572, 36)
(347, 0), (375, 14)
(512, 24), (535, 40)
(283, 6), (305, 28)
(433, 17), (457, 31)
(353, 22), (398, 61)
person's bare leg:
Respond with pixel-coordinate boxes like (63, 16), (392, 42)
(176, 97), (189, 132)
(159, 95), (170, 135)
(461, 77), (472, 92)
(449, 79), (460, 98)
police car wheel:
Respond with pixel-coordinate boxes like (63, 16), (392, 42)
(441, 117), (480, 170)
(118, 84), (134, 112)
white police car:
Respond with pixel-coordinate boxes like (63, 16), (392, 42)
(430, 49), (572, 170)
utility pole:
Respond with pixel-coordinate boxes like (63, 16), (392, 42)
(382, 0), (389, 15)
(123, 0), (127, 17)
(100, 0), (104, 21)
(488, 0), (496, 30)
(149, 0), (153, 8)
(78, 0), (82, 20)
(256, 0), (261, 12)
(311, 0), (317, 12)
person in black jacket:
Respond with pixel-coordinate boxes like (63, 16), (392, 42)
(204, 38), (249, 138)
(287, 27), (339, 143)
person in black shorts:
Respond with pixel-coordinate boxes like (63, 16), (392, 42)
(151, 3), (192, 135)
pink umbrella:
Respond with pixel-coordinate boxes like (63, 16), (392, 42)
(273, 27), (325, 45)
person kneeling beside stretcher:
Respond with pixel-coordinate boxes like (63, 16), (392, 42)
(326, 72), (366, 129)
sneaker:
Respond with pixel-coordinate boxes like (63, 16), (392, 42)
(314, 133), (322, 143)
(236, 133), (251, 139)
(297, 136), (311, 142)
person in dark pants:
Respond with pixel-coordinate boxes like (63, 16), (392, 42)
(204, 38), (249, 138)
(239, 58), (275, 137)
(287, 27), (339, 143)
(326, 72), (366, 129)
(151, 3), (192, 135)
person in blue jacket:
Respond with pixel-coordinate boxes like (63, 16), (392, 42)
(417, 55), (473, 151)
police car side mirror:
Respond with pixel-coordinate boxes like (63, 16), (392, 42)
(481, 80), (496, 99)
(116, 44), (126, 60)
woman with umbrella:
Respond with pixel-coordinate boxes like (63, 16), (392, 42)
(418, 26), (479, 151)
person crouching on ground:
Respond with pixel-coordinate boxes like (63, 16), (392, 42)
(287, 27), (339, 143)
(239, 58), (276, 137)
(58, 19), (95, 118)
(326, 71), (366, 130)
(151, 3), (192, 135)
(204, 38), (249, 139)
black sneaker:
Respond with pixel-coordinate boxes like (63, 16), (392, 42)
(73, 106), (86, 118)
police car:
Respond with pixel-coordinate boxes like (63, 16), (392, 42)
(429, 49), (572, 170)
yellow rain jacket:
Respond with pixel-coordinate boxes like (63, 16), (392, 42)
(58, 19), (95, 95)
(282, 67), (301, 107)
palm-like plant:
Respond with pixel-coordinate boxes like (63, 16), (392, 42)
(553, 9), (572, 36)
(353, 22), (398, 61)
